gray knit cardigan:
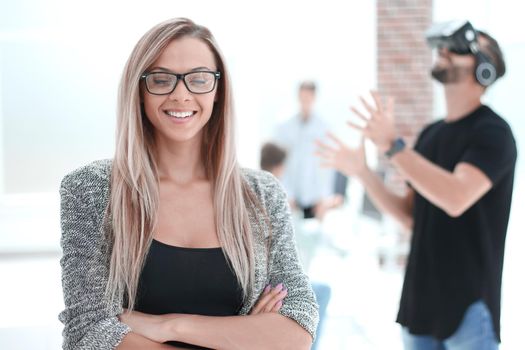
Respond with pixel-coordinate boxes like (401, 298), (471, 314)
(59, 159), (319, 349)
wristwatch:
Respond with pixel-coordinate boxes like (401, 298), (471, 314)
(385, 137), (406, 159)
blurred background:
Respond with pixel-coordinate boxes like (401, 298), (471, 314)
(0, 0), (523, 349)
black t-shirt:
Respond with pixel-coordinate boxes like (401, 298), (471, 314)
(396, 105), (517, 341)
(133, 239), (243, 349)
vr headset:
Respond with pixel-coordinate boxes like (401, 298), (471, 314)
(425, 20), (497, 86)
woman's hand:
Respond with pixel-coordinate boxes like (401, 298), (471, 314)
(249, 283), (288, 315)
(119, 309), (176, 343)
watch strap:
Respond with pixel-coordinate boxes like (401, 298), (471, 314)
(385, 138), (406, 159)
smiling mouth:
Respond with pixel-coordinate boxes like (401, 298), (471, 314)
(164, 110), (197, 119)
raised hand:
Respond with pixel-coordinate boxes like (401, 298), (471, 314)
(315, 132), (367, 178)
(349, 91), (396, 153)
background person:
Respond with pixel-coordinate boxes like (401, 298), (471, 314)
(316, 22), (516, 350)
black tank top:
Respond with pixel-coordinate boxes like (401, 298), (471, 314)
(133, 239), (243, 349)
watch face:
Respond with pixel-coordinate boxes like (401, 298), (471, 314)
(386, 138), (406, 158)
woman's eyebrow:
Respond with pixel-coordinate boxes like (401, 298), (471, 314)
(149, 66), (213, 72)
(191, 66), (213, 71)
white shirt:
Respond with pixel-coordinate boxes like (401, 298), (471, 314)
(274, 113), (335, 208)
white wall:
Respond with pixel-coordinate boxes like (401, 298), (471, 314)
(0, 0), (376, 194)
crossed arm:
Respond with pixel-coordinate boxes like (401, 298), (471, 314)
(118, 311), (311, 350)
(117, 283), (311, 350)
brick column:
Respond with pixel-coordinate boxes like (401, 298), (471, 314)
(377, 0), (433, 194)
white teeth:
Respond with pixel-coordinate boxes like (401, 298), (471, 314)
(166, 111), (194, 118)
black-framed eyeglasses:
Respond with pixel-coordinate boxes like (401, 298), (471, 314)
(141, 70), (221, 95)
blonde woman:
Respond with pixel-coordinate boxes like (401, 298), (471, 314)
(59, 18), (318, 350)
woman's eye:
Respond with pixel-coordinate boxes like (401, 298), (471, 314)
(190, 79), (207, 85)
(153, 79), (170, 85)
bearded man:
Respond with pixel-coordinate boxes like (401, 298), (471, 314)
(316, 21), (517, 350)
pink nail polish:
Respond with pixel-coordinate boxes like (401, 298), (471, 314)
(275, 283), (283, 292)
(264, 284), (271, 293)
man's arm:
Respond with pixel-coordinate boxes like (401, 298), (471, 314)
(351, 91), (492, 217)
(390, 149), (492, 217)
(358, 167), (415, 229)
(315, 134), (414, 230)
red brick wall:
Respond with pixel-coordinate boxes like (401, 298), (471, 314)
(377, 0), (434, 193)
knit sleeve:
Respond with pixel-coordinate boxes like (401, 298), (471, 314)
(257, 171), (320, 339)
(59, 169), (131, 350)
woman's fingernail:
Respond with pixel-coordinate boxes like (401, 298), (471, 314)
(264, 284), (271, 293)
(282, 288), (288, 294)
(274, 283), (283, 292)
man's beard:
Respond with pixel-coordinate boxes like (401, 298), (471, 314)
(431, 65), (473, 84)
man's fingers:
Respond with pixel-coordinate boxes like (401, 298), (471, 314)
(315, 152), (335, 163)
(350, 106), (369, 122)
(386, 96), (395, 120)
(326, 132), (346, 148)
(319, 161), (335, 169)
(347, 121), (365, 132)
(314, 147), (336, 160)
(359, 96), (376, 115)
(370, 90), (383, 112)
(315, 139), (338, 153)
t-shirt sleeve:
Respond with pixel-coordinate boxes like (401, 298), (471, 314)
(459, 124), (517, 185)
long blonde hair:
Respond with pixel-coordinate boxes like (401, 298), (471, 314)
(106, 18), (261, 310)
